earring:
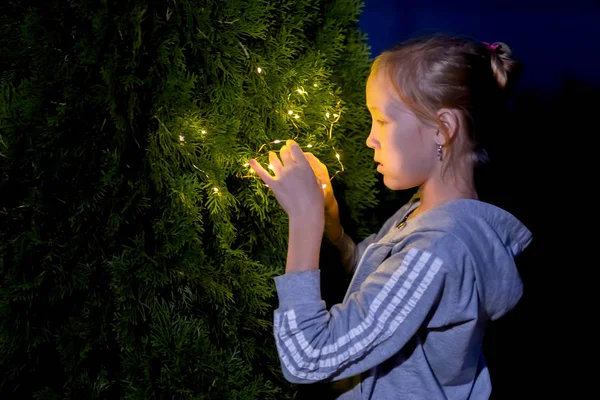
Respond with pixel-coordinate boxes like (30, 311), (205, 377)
(436, 144), (443, 161)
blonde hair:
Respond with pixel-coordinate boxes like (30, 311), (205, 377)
(371, 34), (522, 168)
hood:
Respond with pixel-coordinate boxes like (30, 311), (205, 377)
(409, 199), (533, 321)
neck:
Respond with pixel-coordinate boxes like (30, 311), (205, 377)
(412, 165), (478, 218)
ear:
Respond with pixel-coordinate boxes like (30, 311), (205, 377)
(435, 108), (460, 145)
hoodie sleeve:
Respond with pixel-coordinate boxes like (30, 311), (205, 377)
(273, 234), (450, 383)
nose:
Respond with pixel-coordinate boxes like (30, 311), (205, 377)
(366, 127), (379, 150)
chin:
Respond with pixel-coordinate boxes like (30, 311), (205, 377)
(383, 176), (405, 191)
(383, 175), (420, 191)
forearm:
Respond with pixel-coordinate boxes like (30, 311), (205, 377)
(335, 233), (357, 275)
(286, 217), (323, 274)
(325, 211), (343, 244)
(324, 203), (357, 275)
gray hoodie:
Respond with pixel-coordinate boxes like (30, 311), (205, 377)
(273, 196), (532, 399)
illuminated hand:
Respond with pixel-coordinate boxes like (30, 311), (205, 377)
(249, 140), (325, 227)
(304, 152), (337, 212)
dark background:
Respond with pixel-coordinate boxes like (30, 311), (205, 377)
(304, 0), (597, 398)
(359, 0), (600, 89)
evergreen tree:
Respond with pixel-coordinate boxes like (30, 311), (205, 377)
(0, 0), (381, 398)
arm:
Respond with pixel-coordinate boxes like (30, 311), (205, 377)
(331, 229), (377, 276)
(274, 232), (450, 384)
(326, 199), (417, 276)
(324, 201), (364, 276)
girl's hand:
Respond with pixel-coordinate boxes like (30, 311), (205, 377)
(249, 140), (325, 227)
(304, 152), (337, 211)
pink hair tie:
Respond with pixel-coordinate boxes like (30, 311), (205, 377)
(483, 42), (500, 52)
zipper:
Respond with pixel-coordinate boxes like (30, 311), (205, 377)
(342, 204), (417, 303)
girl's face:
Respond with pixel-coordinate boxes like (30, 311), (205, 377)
(365, 71), (439, 190)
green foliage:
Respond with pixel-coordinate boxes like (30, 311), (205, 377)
(0, 0), (378, 398)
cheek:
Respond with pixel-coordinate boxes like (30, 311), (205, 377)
(386, 127), (431, 171)
(386, 126), (412, 160)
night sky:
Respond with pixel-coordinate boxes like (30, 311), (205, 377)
(358, 0), (600, 89)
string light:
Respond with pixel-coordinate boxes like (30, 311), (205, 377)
(176, 73), (345, 196)
(245, 139), (345, 186)
(324, 106), (342, 139)
(244, 91), (345, 189)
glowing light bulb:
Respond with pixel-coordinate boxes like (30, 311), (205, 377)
(244, 163), (250, 167)
(314, 83), (318, 87)
(268, 164), (274, 170)
(257, 67), (262, 73)
(326, 112), (330, 118)
(336, 153), (340, 159)
(294, 114), (300, 119)
(306, 144), (313, 148)
(322, 184), (327, 189)
(201, 129), (206, 134)
(179, 135), (185, 141)
(213, 188), (219, 193)
(288, 110), (293, 115)
(297, 88), (303, 94)
(273, 139), (281, 144)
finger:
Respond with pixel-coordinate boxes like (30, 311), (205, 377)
(304, 152), (318, 166)
(280, 145), (295, 167)
(286, 139), (302, 163)
(287, 140), (309, 167)
(305, 152), (325, 170)
(249, 159), (275, 186)
(305, 153), (328, 178)
(304, 153), (320, 173)
(268, 151), (284, 176)
(311, 162), (326, 182)
(319, 161), (330, 178)
(315, 175), (323, 188)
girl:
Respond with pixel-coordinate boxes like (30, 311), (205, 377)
(249, 34), (532, 400)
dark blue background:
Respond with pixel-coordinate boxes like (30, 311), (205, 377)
(358, 0), (600, 89)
